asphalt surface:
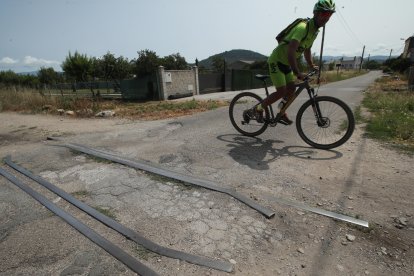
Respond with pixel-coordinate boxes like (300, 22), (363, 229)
(3, 70), (410, 276)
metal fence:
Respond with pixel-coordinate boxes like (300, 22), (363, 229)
(198, 69), (269, 94)
(43, 68), (272, 100)
(47, 76), (159, 100)
(48, 81), (122, 99)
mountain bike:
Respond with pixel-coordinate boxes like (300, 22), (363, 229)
(228, 70), (355, 149)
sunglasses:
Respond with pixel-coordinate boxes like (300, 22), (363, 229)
(319, 11), (333, 18)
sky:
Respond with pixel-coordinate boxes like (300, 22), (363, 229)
(0, 0), (413, 73)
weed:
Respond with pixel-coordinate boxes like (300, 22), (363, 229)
(322, 70), (366, 83)
(86, 155), (113, 164)
(144, 171), (193, 190)
(134, 245), (158, 261)
(72, 190), (90, 197)
(94, 206), (117, 220)
(353, 105), (365, 124)
(363, 92), (414, 148)
(362, 78), (414, 153)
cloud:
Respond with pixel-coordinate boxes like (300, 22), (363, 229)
(0, 56), (62, 73)
(22, 56), (60, 66)
(0, 57), (19, 64)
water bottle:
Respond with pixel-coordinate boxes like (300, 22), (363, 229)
(278, 97), (288, 111)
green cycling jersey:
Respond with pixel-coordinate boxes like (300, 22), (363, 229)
(269, 18), (319, 66)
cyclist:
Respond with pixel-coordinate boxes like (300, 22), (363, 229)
(254, 0), (336, 124)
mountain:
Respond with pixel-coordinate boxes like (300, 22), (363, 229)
(198, 49), (268, 68)
(17, 71), (39, 76)
(198, 50), (395, 69)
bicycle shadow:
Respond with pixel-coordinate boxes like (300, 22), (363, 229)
(217, 134), (343, 171)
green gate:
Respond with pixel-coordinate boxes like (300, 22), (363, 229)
(231, 69), (268, 91)
(120, 73), (159, 100)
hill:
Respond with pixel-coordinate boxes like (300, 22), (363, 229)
(198, 49), (268, 68)
(198, 50), (394, 69)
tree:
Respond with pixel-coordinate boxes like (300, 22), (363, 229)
(114, 56), (132, 80)
(160, 53), (188, 70)
(364, 60), (380, 70)
(133, 49), (160, 76)
(0, 70), (19, 86)
(384, 57), (411, 73)
(38, 67), (60, 85)
(62, 51), (93, 82)
(212, 56), (225, 72)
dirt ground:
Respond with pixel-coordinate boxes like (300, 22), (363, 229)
(0, 109), (413, 276)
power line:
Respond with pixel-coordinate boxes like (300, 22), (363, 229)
(336, 9), (364, 47)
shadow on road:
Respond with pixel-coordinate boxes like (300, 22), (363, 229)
(217, 134), (343, 170)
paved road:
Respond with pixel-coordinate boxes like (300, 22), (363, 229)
(3, 70), (404, 276)
(168, 70), (382, 153)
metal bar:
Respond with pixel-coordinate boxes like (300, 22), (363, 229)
(56, 142), (275, 219)
(4, 156), (233, 273)
(0, 168), (159, 276)
(47, 139), (368, 227)
(263, 195), (369, 228)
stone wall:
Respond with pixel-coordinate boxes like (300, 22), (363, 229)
(157, 66), (199, 100)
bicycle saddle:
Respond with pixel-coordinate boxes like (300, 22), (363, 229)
(255, 74), (270, 81)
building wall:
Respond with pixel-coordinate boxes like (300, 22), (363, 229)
(341, 57), (362, 70)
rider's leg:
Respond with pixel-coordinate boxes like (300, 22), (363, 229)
(255, 62), (295, 124)
(277, 82), (295, 125)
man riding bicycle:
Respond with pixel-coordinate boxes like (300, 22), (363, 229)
(254, 0), (336, 124)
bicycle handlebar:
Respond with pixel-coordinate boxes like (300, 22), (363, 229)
(304, 69), (318, 80)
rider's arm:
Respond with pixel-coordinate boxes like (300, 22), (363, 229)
(304, 48), (316, 69)
(288, 40), (305, 80)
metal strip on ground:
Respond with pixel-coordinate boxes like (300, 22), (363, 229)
(54, 141), (275, 219)
(0, 167), (159, 276)
(82, 143), (369, 227)
(48, 139), (367, 227)
(4, 156), (233, 273)
(263, 195), (369, 228)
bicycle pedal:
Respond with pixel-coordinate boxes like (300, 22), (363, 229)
(278, 120), (290, 126)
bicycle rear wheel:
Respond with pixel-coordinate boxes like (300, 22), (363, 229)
(229, 92), (269, 137)
(296, 96), (355, 149)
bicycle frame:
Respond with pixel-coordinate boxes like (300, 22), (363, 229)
(261, 74), (319, 125)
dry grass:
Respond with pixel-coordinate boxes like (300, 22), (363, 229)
(319, 70), (366, 84)
(362, 75), (414, 153)
(0, 87), (228, 120)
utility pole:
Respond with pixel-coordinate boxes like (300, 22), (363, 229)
(388, 49), (393, 61)
(359, 45), (365, 72)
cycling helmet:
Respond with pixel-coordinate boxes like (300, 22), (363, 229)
(314, 0), (336, 12)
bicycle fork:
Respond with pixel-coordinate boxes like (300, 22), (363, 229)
(307, 88), (328, 127)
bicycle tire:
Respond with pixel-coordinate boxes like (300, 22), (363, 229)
(296, 96), (355, 149)
(229, 92), (269, 137)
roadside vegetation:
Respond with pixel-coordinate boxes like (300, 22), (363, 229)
(0, 86), (228, 120)
(361, 74), (414, 153)
(0, 69), (365, 118)
(321, 70), (365, 82)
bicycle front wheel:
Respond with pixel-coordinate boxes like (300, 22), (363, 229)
(296, 96), (355, 149)
(229, 92), (269, 137)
